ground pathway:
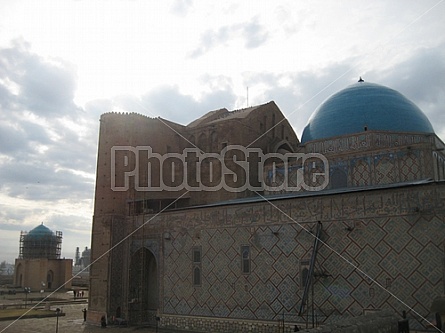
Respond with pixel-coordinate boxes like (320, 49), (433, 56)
(0, 291), (194, 333)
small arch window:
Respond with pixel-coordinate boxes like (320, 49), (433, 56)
(192, 247), (202, 286)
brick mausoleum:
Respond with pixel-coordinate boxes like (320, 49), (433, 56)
(88, 79), (445, 332)
(14, 223), (72, 291)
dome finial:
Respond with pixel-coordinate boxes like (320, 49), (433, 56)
(358, 76), (364, 82)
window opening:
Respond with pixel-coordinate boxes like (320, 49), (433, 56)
(193, 246), (202, 286)
(241, 245), (250, 274)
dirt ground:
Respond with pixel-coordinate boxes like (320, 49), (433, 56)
(0, 290), (184, 333)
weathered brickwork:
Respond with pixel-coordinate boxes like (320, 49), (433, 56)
(160, 314), (299, 333)
(159, 310), (399, 333)
(89, 102), (300, 323)
(114, 182), (445, 331)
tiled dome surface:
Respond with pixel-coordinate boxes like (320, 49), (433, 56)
(301, 81), (434, 143)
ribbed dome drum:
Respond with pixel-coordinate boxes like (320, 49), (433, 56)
(301, 81), (434, 143)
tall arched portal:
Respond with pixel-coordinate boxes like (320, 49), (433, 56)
(128, 247), (158, 325)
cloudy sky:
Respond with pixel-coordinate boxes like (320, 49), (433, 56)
(0, 1), (444, 264)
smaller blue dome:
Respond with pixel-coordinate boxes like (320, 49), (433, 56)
(301, 81), (434, 143)
(27, 224), (54, 240)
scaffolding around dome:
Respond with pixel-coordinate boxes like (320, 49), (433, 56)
(18, 227), (62, 259)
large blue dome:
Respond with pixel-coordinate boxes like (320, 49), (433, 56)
(301, 81), (434, 143)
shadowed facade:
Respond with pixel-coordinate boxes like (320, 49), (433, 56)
(88, 81), (445, 331)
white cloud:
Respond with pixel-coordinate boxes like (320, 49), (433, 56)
(190, 16), (270, 58)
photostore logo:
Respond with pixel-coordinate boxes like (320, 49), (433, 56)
(111, 145), (329, 192)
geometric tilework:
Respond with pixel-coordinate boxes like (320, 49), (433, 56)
(352, 159), (371, 187)
(162, 223), (303, 321)
(399, 153), (420, 182)
(314, 213), (443, 321)
(375, 156), (396, 184)
(122, 183), (445, 330)
(274, 144), (427, 194)
(123, 182), (445, 322)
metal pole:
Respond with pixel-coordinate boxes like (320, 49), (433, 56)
(55, 308), (60, 333)
(282, 312), (285, 333)
(24, 287), (30, 308)
(312, 280), (315, 328)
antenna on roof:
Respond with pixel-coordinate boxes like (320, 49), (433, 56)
(358, 76), (364, 82)
(247, 86), (249, 107)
